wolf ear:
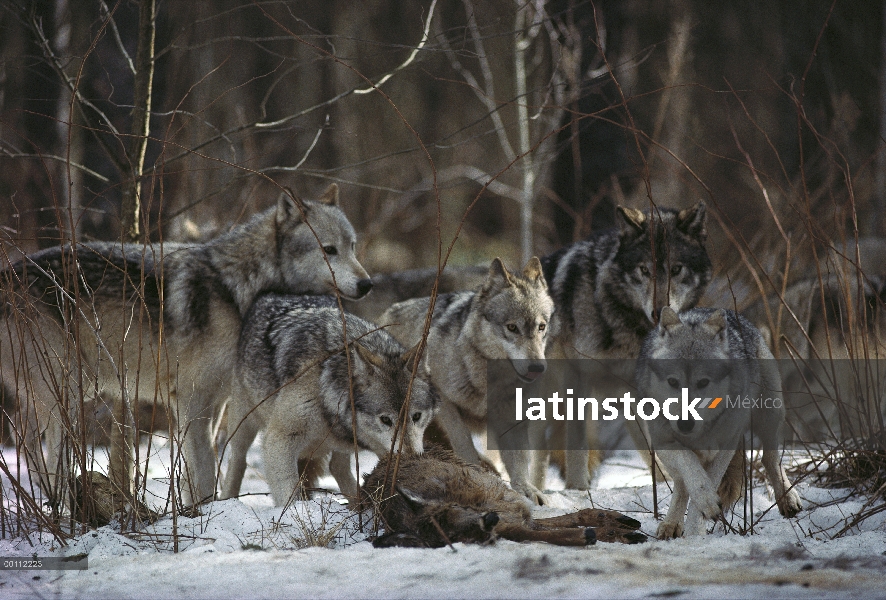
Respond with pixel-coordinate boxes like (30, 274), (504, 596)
(276, 189), (305, 225)
(616, 206), (647, 236)
(659, 307), (682, 332)
(483, 257), (513, 292)
(521, 256), (545, 284)
(676, 201), (707, 241)
(401, 343), (422, 373)
(317, 183), (340, 206)
(353, 342), (387, 373)
(703, 309), (727, 338)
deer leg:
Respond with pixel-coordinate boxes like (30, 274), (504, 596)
(534, 508), (641, 530)
(496, 523), (595, 546)
(532, 511), (646, 544)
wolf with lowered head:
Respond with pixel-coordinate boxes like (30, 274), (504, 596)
(635, 306), (802, 538)
(220, 295), (438, 505)
(380, 257), (554, 504)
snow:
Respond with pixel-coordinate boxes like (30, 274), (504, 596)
(1, 440), (885, 599)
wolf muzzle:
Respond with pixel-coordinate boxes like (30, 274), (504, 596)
(356, 278), (373, 298)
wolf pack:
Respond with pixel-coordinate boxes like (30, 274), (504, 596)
(6, 183), (885, 547)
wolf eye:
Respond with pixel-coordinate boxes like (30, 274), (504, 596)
(667, 377), (680, 389)
(538, 323), (546, 332)
(351, 241), (356, 252)
(380, 416), (393, 427)
(506, 324), (518, 333)
(696, 378), (710, 389)
(323, 245), (338, 256)
(670, 264), (683, 276)
(412, 412), (422, 423)
(639, 265), (650, 276)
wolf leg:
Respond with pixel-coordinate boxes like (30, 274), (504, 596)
(757, 405), (802, 517)
(500, 449), (546, 505)
(761, 446), (801, 517)
(328, 451), (358, 499)
(177, 389), (218, 506)
(655, 449), (717, 538)
(529, 449), (549, 490)
(262, 423), (309, 506)
(717, 448), (744, 508)
(684, 449), (734, 535)
(218, 392), (261, 500)
(436, 401), (482, 464)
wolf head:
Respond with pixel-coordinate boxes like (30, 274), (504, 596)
(341, 340), (438, 457)
(275, 184), (373, 300)
(639, 307), (750, 440)
(474, 257), (555, 381)
(605, 202), (711, 327)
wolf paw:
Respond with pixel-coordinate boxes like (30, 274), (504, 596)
(777, 488), (802, 518)
(717, 470), (743, 508)
(510, 481), (547, 505)
(656, 520), (684, 540)
(693, 487), (722, 521)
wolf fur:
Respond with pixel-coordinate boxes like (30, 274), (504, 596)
(362, 445), (646, 547)
(379, 257), (554, 504)
(537, 202), (712, 489)
(220, 295), (438, 505)
(0, 184), (372, 506)
(744, 238), (886, 441)
(344, 265), (488, 323)
(635, 307), (802, 538)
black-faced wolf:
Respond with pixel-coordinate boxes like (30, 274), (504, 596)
(1, 184), (371, 507)
(635, 307), (802, 538)
(379, 258), (554, 503)
(220, 294), (438, 506)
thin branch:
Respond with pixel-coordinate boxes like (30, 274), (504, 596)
(354, 0), (438, 94)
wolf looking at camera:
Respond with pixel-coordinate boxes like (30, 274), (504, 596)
(536, 202), (712, 489)
(220, 295), (438, 506)
(1, 184), (371, 507)
(635, 307), (802, 538)
(379, 257), (554, 504)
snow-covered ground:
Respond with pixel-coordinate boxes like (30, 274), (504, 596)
(1, 437), (885, 599)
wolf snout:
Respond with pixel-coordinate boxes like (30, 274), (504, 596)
(676, 419), (695, 434)
(356, 278), (373, 297)
(511, 359), (546, 382)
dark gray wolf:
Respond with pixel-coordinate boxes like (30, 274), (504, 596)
(379, 258), (554, 504)
(220, 295), (438, 506)
(635, 307), (802, 538)
(537, 202), (712, 489)
(362, 445), (646, 547)
(1, 184), (371, 507)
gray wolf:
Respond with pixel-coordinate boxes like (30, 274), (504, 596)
(537, 202), (712, 490)
(344, 265), (488, 323)
(362, 445), (646, 547)
(635, 306), (802, 538)
(379, 257), (554, 504)
(1, 184), (371, 507)
(743, 238), (886, 441)
(219, 294), (438, 506)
